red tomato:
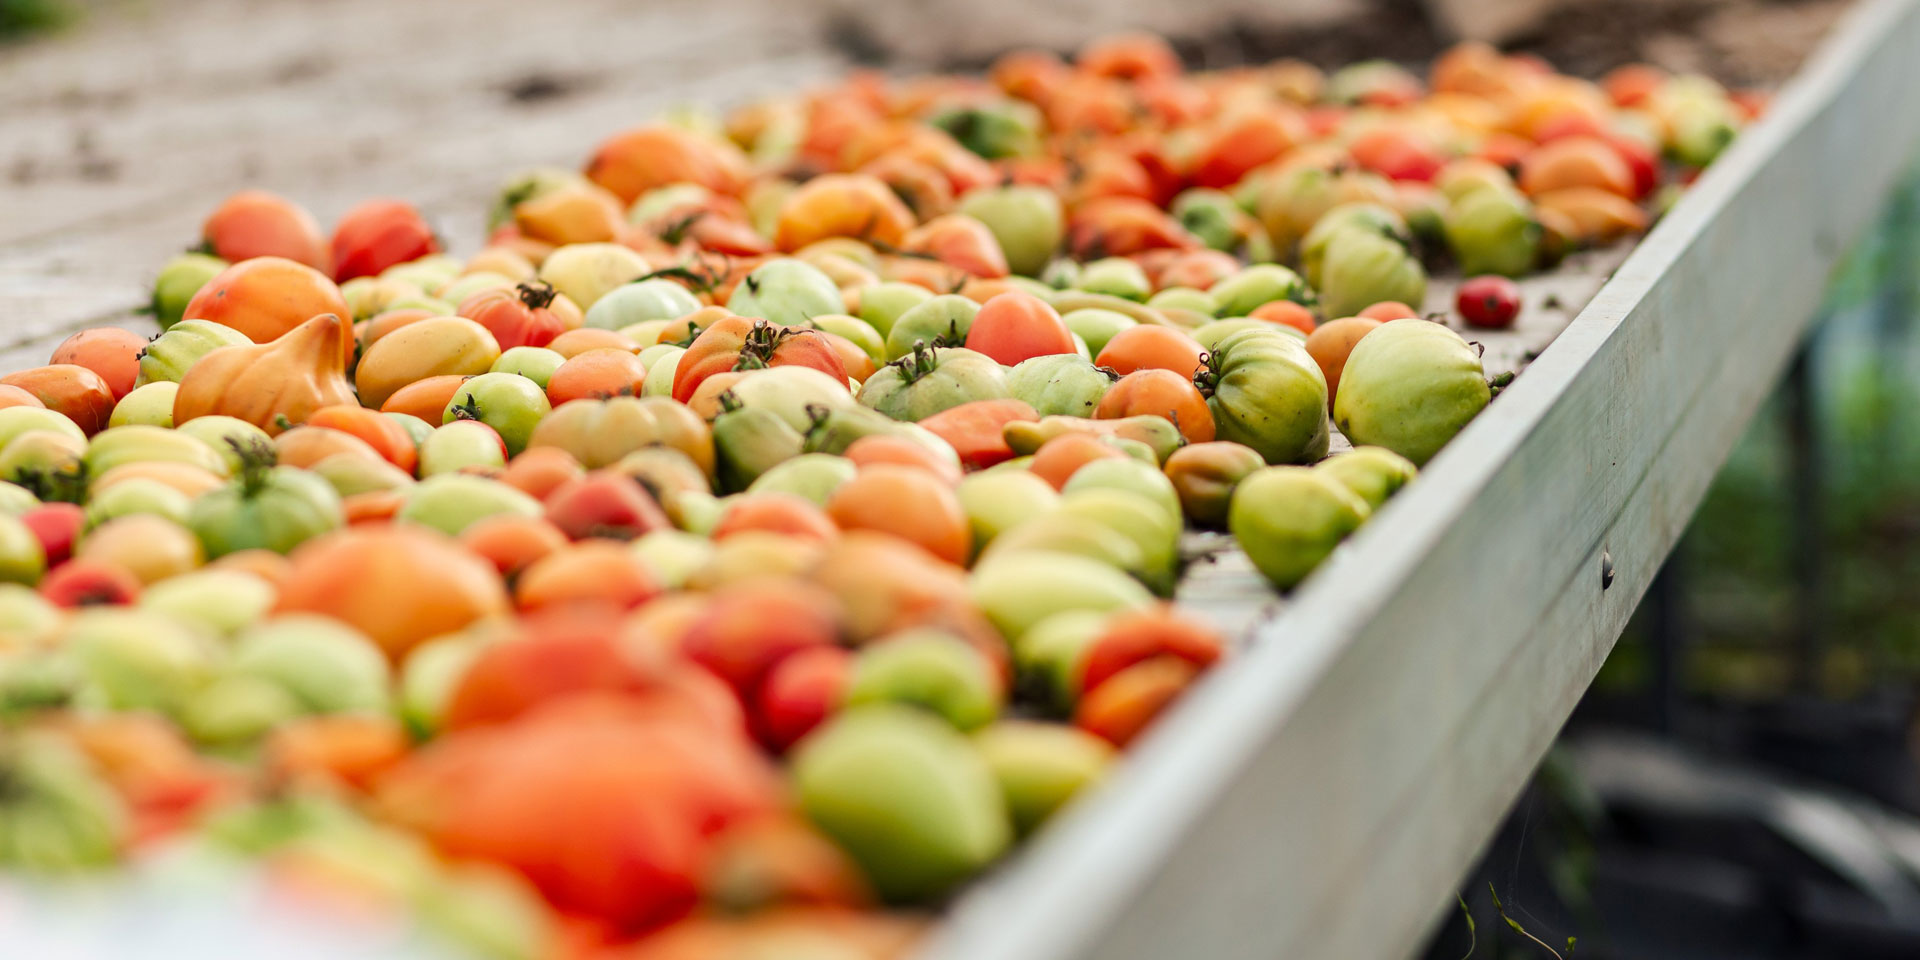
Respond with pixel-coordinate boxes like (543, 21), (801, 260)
(201, 190), (330, 270)
(544, 471), (672, 541)
(755, 646), (853, 751)
(964, 292), (1076, 366)
(1456, 275), (1522, 329)
(20, 503), (84, 567)
(457, 283), (571, 351)
(330, 199), (438, 282)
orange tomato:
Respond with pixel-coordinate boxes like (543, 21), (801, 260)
(1094, 324), (1207, 378)
(547, 328), (637, 359)
(1518, 136), (1636, 198)
(497, 446), (585, 501)
(1077, 32), (1181, 82)
(273, 425), (382, 469)
(1028, 431), (1130, 491)
(516, 541), (663, 613)
(548, 349), (648, 404)
(842, 434), (962, 485)
(181, 256), (354, 365)
(265, 714), (409, 792)
(304, 405), (419, 474)
(1303, 316), (1382, 409)
(1188, 109), (1307, 189)
(49, 328), (145, 401)
(0, 364), (116, 435)
(460, 513), (571, 581)
(202, 189), (330, 270)
(274, 526), (512, 660)
(826, 465), (970, 566)
(586, 125), (750, 205)
(1250, 300), (1318, 335)
(963, 292), (1076, 366)
(1074, 655), (1198, 747)
(1355, 301), (1420, 322)
(917, 398), (1039, 471)
(1095, 369), (1215, 443)
(0, 385), (45, 410)
(379, 375), (472, 421)
(711, 493), (840, 544)
(901, 215), (1010, 279)
(774, 174), (916, 252)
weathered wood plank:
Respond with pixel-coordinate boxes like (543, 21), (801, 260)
(922, 1), (1920, 959)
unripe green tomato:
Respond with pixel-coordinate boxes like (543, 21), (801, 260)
(188, 466), (343, 558)
(139, 570), (276, 640)
(884, 294), (980, 361)
(855, 283), (934, 340)
(640, 346), (686, 397)
(108, 382), (179, 429)
(399, 633), (488, 739)
(958, 184), (1064, 277)
(382, 412), (435, 453)
(1057, 487), (1181, 597)
(584, 278), (701, 330)
(1061, 457), (1182, 528)
(846, 630), (1003, 731)
(1332, 318), (1490, 465)
(618, 319), (673, 348)
(183, 674), (304, 745)
(1444, 186), (1541, 278)
(1040, 258), (1081, 290)
(341, 276), (426, 322)
(973, 720), (1115, 835)
(64, 608), (218, 716)
(1061, 308), (1136, 357)
(981, 513), (1149, 587)
(1146, 286), (1219, 316)
(747, 453), (857, 508)
(490, 347), (566, 390)
(0, 582), (60, 642)
(1005, 354), (1113, 418)
(83, 477), (192, 531)
(1318, 228), (1427, 320)
(0, 483), (36, 515)
(726, 258), (844, 328)
(1210, 263), (1310, 318)
(84, 425), (228, 479)
(1015, 610), (1108, 708)
(231, 614), (392, 715)
(442, 373), (551, 456)
(1075, 258), (1151, 302)
(418, 421), (508, 476)
(1229, 466), (1370, 590)
(0, 512), (47, 586)
(809, 314), (886, 365)
(1192, 318), (1271, 352)
(0, 430), (85, 485)
(151, 253), (227, 331)
(968, 551), (1154, 641)
(629, 530), (715, 591)
(955, 470), (1059, 559)
(175, 416), (272, 475)
(310, 452), (414, 499)
(0, 406), (86, 452)
(396, 474), (539, 537)
(1314, 446), (1418, 511)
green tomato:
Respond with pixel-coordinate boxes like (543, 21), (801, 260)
(1004, 355), (1114, 418)
(726, 258), (844, 328)
(629, 530), (715, 591)
(1318, 228), (1427, 320)
(182, 674), (306, 745)
(1199, 327), (1331, 465)
(490, 347), (566, 390)
(847, 631), (1002, 731)
(635, 343), (681, 376)
(396, 474), (540, 537)
(0, 431), (85, 487)
(1146, 286), (1219, 316)
(929, 102), (1044, 159)
(1061, 457), (1181, 527)
(793, 705), (1012, 903)
(1444, 186), (1541, 278)
(310, 452), (414, 499)
(583, 279), (702, 330)
(1333, 318), (1491, 465)
(108, 382), (179, 429)
(0, 513), (47, 586)
(884, 294), (980, 361)
(341, 276), (426, 322)
(1210, 263), (1311, 317)
(189, 464), (344, 558)
(1666, 95), (1739, 167)
(1299, 203), (1410, 289)
(136, 320), (251, 386)
(720, 366), (858, 432)
(231, 615), (391, 715)
(536, 242), (649, 310)
(1057, 487), (1181, 597)
(0, 733), (125, 872)
(1039, 258), (1081, 290)
(0, 483), (39, 516)
(641, 346), (687, 398)
(1191, 318), (1269, 351)
(808, 314), (887, 364)
(399, 633), (489, 739)
(617, 319), (673, 348)
(973, 721), (1114, 835)
(712, 405), (806, 495)
(65, 608), (218, 716)
(955, 471), (1058, 559)
(857, 282), (935, 339)
(489, 166), (587, 231)
(175, 416), (273, 475)
(1173, 188), (1248, 252)
(151, 253), (227, 330)
(1229, 466), (1370, 590)
(1315, 446), (1418, 511)
(140, 570), (276, 640)
(84, 425), (229, 479)
(968, 550), (1154, 641)
(958, 185), (1064, 277)
(443, 373), (551, 456)
(627, 182), (717, 225)
(1074, 258), (1151, 301)
(382, 412), (435, 453)
(746, 453), (857, 507)
(0, 583), (60, 643)
(0, 407), (86, 453)
(418, 421), (508, 476)
(857, 345), (1011, 422)
(982, 513), (1149, 588)
(1061, 308), (1136, 357)
(82, 477), (192, 531)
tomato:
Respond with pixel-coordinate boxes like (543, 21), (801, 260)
(901, 214), (1010, 279)
(201, 189), (330, 270)
(756, 646), (853, 751)
(151, 253), (228, 331)
(673, 315), (848, 404)
(843, 434), (962, 485)
(188, 452), (344, 558)
(544, 471), (672, 541)
(1443, 186), (1541, 278)
(77, 514), (204, 586)
(1094, 369), (1214, 443)
(1197, 327), (1330, 465)
(181, 257), (353, 365)
(856, 345), (1010, 423)
(1229, 465), (1370, 589)
(1073, 655), (1197, 746)
(515, 541), (663, 613)
(1456, 274), (1522, 328)
(49, 328), (145, 401)
(1028, 432), (1128, 491)
(527, 395), (714, 474)
(274, 525), (510, 660)
(457, 282), (572, 350)
(586, 124), (749, 204)
(330, 199), (439, 282)
(0, 386), (45, 412)
(711, 493), (838, 543)
(1518, 136), (1635, 198)
(0, 365), (117, 436)
(1302, 316), (1382, 410)
(1164, 441), (1265, 527)
(21, 502), (85, 567)
(1093, 324), (1205, 378)
(456, 513), (568, 582)
(1332, 318), (1491, 465)
(884, 294), (980, 361)
(584, 279), (702, 331)
(960, 292), (1074, 366)
(1249, 300), (1317, 335)
(826, 464), (969, 565)
(418, 420), (508, 476)
(0, 512), (46, 585)
(355, 316), (501, 410)
(774, 174), (916, 252)
(305, 405), (419, 474)
(379, 375), (472, 421)
(441, 372), (552, 456)
(546, 348), (647, 404)
(108, 382), (179, 429)
(724, 259), (846, 330)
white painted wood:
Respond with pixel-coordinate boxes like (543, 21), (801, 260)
(922, 1), (1920, 958)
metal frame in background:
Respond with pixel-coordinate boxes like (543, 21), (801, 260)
(921, 1), (1920, 958)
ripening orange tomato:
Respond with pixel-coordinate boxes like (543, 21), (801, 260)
(49, 328), (146, 401)
(963, 292), (1076, 366)
(826, 465), (969, 566)
(202, 190), (330, 271)
(0, 364), (116, 435)
(1096, 369), (1215, 443)
(181, 257), (354, 365)
(1094, 324), (1207, 378)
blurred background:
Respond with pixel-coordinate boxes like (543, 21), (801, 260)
(6, 0), (1906, 958)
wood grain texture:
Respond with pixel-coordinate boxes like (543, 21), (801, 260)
(924, 1), (1920, 958)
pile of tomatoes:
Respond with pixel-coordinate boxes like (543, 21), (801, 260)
(0, 32), (1751, 960)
